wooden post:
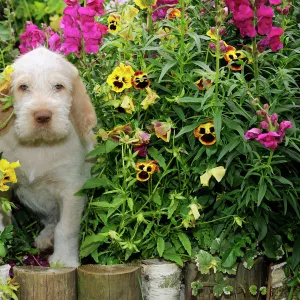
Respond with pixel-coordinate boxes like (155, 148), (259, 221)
(141, 259), (182, 300)
(184, 257), (267, 300)
(14, 266), (77, 300)
(78, 264), (142, 300)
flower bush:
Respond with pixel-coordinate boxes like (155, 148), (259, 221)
(1, 0), (300, 297)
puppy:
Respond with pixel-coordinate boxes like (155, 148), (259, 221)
(0, 47), (97, 267)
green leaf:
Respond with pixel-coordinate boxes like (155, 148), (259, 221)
(81, 176), (111, 189)
(127, 198), (133, 211)
(163, 251), (183, 266)
(168, 199), (178, 219)
(273, 176), (294, 187)
(158, 60), (177, 83)
(157, 237), (165, 257)
(257, 181), (267, 206)
(175, 122), (204, 138)
(148, 147), (167, 170)
(178, 232), (192, 256)
(222, 250), (236, 268)
(252, 216), (268, 242)
(143, 221), (154, 239)
(187, 31), (201, 52)
(290, 237), (300, 271)
(249, 285), (257, 296)
(87, 139), (119, 157)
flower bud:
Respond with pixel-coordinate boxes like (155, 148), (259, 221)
(209, 42), (216, 51)
(271, 113), (278, 125)
(260, 121), (269, 130)
(263, 103), (269, 110)
(136, 213), (145, 223)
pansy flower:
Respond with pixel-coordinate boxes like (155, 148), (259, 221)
(135, 160), (160, 182)
(195, 78), (212, 91)
(152, 121), (172, 142)
(0, 159), (21, 192)
(224, 48), (247, 71)
(132, 71), (151, 90)
(134, 0), (157, 9)
(107, 14), (121, 34)
(107, 63), (135, 93)
(200, 166), (226, 187)
(194, 122), (216, 146)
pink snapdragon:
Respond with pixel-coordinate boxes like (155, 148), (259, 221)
(257, 27), (284, 52)
(19, 23), (46, 54)
(257, 5), (274, 35)
(87, 0), (105, 16)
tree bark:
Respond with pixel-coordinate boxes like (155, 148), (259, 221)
(14, 266), (77, 300)
(77, 264), (142, 300)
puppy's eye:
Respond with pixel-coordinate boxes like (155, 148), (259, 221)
(20, 84), (29, 91)
(55, 84), (64, 90)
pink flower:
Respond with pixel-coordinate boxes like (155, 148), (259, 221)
(245, 128), (262, 140)
(87, 0), (105, 16)
(19, 23), (46, 54)
(270, 113), (278, 125)
(60, 6), (80, 29)
(152, 0), (178, 20)
(61, 37), (81, 55)
(63, 26), (81, 39)
(257, 36), (270, 52)
(64, 0), (79, 6)
(268, 27), (284, 52)
(257, 5), (274, 35)
(256, 132), (280, 151)
(269, 0), (281, 4)
(96, 23), (108, 35)
(260, 121), (269, 130)
(78, 7), (96, 23)
(48, 33), (62, 52)
(277, 120), (292, 142)
(234, 5), (256, 37)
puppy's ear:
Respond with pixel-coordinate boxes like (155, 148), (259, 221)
(0, 88), (15, 137)
(71, 76), (97, 137)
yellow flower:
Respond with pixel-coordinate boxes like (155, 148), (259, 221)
(167, 8), (181, 19)
(224, 47), (247, 71)
(189, 203), (201, 220)
(121, 95), (135, 114)
(152, 121), (172, 142)
(200, 166), (226, 187)
(0, 65), (14, 94)
(108, 14), (121, 34)
(0, 159), (20, 192)
(194, 78), (212, 91)
(141, 87), (159, 110)
(134, 0), (157, 9)
(107, 63), (135, 93)
(194, 121), (216, 146)
(135, 160), (160, 182)
(122, 5), (139, 22)
(50, 15), (62, 32)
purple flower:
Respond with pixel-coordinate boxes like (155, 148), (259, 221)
(152, 0), (178, 20)
(260, 121), (269, 130)
(269, 0), (281, 4)
(277, 120), (292, 142)
(19, 23), (46, 54)
(256, 131), (280, 151)
(270, 113), (278, 125)
(257, 5), (274, 35)
(268, 27), (284, 52)
(234, 5), (256, 37)
(133, 145), (148, 157)
(245, 128), (262, 140)
(61, 37), (82, 55)
(78, 7), (97, 23)
(87, 0), (105, 16)
(64, 0), (79, 6)
(257, 36), (270, 52)
(48, 33), (62, 52)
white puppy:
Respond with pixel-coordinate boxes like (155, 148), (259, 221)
(0, 47), (97, 267)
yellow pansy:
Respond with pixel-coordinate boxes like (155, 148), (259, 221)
(0, 159), (20, 192)
(107, 63), (135, 93)
(0, 65), (14, 93)
(108, 14), (121, 34)
(121, 95), (135, 114)
(200, 166), (226, 187)
(141, 87), (159, 110)
(134, 0), (157, 9)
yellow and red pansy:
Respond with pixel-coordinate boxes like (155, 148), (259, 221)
(131, 71), (151, 90)
(135, 160), (160, 182)
(194, 121), (216, 146)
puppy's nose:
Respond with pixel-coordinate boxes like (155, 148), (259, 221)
(34, 110), (52, 124)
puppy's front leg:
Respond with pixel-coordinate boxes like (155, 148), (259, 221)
(49, 189), (86, 267)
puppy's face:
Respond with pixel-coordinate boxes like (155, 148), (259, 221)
(11, 48), (77, 143)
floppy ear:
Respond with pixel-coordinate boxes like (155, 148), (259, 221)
(70, 76), (97, 137)
(0, 88), (15, 137)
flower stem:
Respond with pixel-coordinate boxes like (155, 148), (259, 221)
(252, 37), (259, 91)
(147, 7), (153, 35)
(214, 28), (220, 105)
(179, 0), (185, 75)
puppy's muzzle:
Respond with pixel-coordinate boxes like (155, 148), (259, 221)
(34, 110), (52, 124)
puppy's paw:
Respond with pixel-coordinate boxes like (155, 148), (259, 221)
(34, 233), (54, 251)
(49, 253), (79, 268)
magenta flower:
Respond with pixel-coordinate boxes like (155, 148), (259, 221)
(234, 5), (256, 37)
(257, 36), (270, 52)
(152, 0), (178, 20)
(133, 145), (148, 158)
(61, 37), (82, 55)
(257, 5), (274, 35)
(245, 128), (262, 140)
(260, 121), (269, 130)
(270, 113), (278, 125)
(19, 23), (46, 54)
(78, 7), (97, 23)
(277, 120), (292, 142)
(64, 0), (79, 6)
(268, 27), (284, 52)
(269, 0), (281, 4)
(87, 0), (105, 16)
(48, 33), (62, 52)
(60, 6), (80, 29)
(256, 132), (280, 151)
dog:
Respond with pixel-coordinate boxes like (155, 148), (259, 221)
(0, 47), (97, 267)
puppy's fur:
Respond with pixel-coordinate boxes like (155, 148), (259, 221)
(0, 47), (97, 267)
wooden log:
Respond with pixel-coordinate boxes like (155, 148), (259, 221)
(184, 257), (267, 300)
(14, 266), (77, 300)
(141, 259), (182, 300)
(78, 264), (142, 300)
